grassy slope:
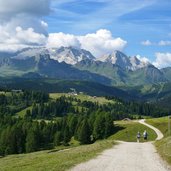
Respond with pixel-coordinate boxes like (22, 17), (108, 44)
(146, 117), (169, 137)
(0, 120), (158, 171)
(146, 117), (171, 165)
(49, 93), (115, 105)
(109, 120), (157, 142)
(15, 106), (33, 118)
(0, 140), (115, 171)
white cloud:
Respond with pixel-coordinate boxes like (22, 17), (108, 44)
(0, 26), (47, 52)
(41, 21), (48, 29)
(141, 40), (171, 47)
(141, 40), (153, 46)
(0, 44), (30, 53)
(136, 54), (151, 64)
(47, 29), (127, 57)
(47, 32), (81, 49)
(15, 27), (47, 45)
(0, 0), (51, 52)
(78, 29), (127, 57)
(158, 40), (171, 46)
(153, 52), (171, 68)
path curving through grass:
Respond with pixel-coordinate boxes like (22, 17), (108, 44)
(139, 119), (164, 140)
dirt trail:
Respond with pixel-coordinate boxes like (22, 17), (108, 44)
(138, 119), (163, 140)
(70, 120), (170, 171)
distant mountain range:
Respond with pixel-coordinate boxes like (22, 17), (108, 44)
(0, 46), (170, 87)
(75, 52), (167, 86)
(1, 46), (171, 108)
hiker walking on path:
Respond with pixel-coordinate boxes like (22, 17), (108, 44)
(143, 130), (148, 140)
(137, 131), (141, 142)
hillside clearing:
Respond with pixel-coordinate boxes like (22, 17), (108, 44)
(15, 106), (33, 118)
(49, 93), (115, 104)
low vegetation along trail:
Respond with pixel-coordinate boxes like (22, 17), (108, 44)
(70, 120), (170, 171)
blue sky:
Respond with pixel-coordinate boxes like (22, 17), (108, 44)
(45, 0), (171, 64)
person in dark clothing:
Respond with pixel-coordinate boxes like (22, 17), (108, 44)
(143, 130), (148, 140)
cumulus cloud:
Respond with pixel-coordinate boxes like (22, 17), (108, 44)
(47, 29), (127, 57)
(47, 32), (81, 49)
(15, 27), (47, 45)
(0, 26), (47, 52)
(0, 25), (47, 52)
(136, 54), (151, 64)
(141, 40), (153, 46)
(0, 0), (51, 52)
(153, 52), (171, 68)
(78, 29), (127, 57)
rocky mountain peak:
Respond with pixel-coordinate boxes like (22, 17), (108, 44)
(97, 50), (150, 71)
(49, 46), (95, 65)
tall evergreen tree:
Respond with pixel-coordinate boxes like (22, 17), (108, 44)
(104, 113), (114, 138)
(63, 125), (71, 145)
(93, 113), (105, 140)
(25, 125), (39, 153)
(54, 131), (62, 146)
(78, 118), (91, 144)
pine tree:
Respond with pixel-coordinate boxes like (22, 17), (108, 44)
(104, 113), (114, 138)
(93, 113), (105, 140)
(74, 115), (84, 140)
(63, 126), (70, 146)
(54, 131), (62, 146)
(25, 125), (39, 153)
(78, 118), (91, 144)
(68, 115), (77, 135)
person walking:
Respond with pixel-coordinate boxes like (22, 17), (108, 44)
(143, 130), (148, 140)
(137, 131), (141, 143)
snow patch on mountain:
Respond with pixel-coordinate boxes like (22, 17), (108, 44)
(49, 47), (95, 65)
(11, 46), (95, 65)
(130, 56), (150, 71)
(97, 51), (150, 71)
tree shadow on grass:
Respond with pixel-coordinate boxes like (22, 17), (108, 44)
(112, 125), (126, 134)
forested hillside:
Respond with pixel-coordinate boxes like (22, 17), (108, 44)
(0, 90), (169, 156)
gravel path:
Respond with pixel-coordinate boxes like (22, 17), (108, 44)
(70, 120), (170, 171)
(139, 119), (163, 140)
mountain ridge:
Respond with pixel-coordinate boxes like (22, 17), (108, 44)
(0, 46), (169, 86)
